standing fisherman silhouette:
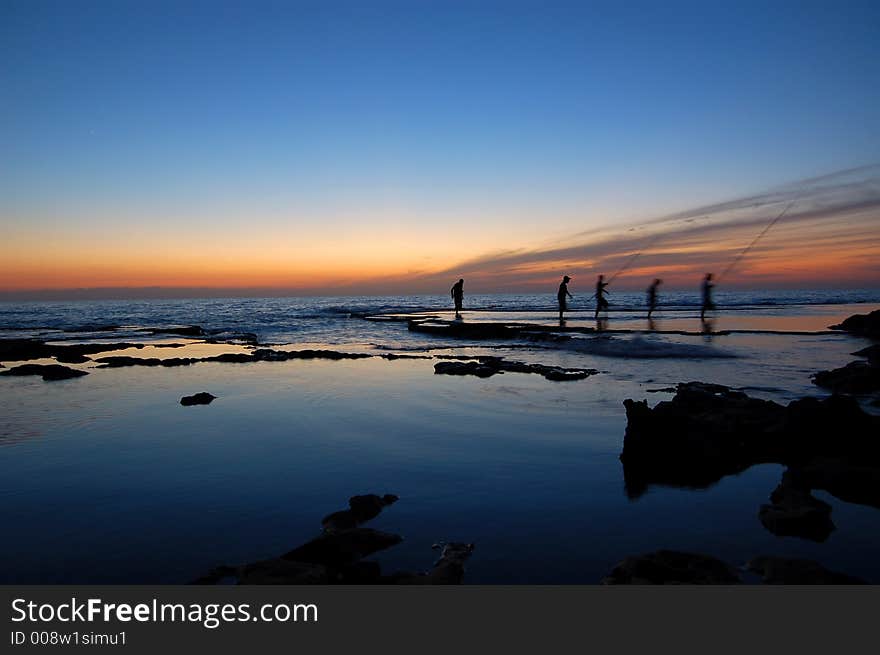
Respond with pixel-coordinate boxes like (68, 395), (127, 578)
(557, 275), (573, 324)
(647, 278), (662, 320)
(594, 275), (610, 320)
(451, 278), (464, 318)
(700, 273), (715, 322)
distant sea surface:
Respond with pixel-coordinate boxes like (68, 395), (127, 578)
(2, 289), (878, 346)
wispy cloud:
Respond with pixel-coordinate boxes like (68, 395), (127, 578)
(404, 164), (880, 292)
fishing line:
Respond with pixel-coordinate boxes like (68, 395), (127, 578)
(717, 199), (795, 282)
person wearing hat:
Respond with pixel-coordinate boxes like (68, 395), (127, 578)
(557, 275), (573, 323)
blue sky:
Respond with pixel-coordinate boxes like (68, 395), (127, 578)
(2, 1), (879, 293)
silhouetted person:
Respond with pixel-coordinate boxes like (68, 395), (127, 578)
(557, 275), (573, 323)
(647, 278), (662, 319)
(700, 273), (715, 321)
(451, 278), (464, 318)
(594, 274), (609, 319)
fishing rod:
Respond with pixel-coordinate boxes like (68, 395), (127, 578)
(584, 230), (666, 301)
(717, 199), (795, 283)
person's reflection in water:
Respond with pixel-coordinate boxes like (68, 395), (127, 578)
(596, 316), (608, 331)
(451, 278), (464, 319)
(701, 316), (716, 339)
(557, 275), (573, 325)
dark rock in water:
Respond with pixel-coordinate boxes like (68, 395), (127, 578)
(620, 382), (784, 496)
(0, 363), (89, 381)
(601, 550), (741, 585)
(180, 392), (216, 406)
(796, 456), (880, 509)
(282, 349), (372, 361)
(410, 320), (522, 339)
(434, 361), (498, 378)
(830, 309), (880, 338)
(281, 528), (403, 566)
(0, 338), (146, 364)
(434, 357), (596, 382)
(321, 494), (399, 533)
(746, 556), (866, 584)
(542, 368), (591, 381)
(813, 360), (880, 393)
(852, 344), (880, 364)
(621, 382), (880, 500)
(148, 325), (205, 337)
(758, 471), (835, 542)
(389, 542), (476, 585)
(194, 493), (475, 585)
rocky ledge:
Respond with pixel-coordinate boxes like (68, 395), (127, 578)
(0, 363), (89, 381)
(193, 494), (474, 585)
(434, 356), (597, 381)
(621, 382), (880, 540)
(829, 309), (880, 339)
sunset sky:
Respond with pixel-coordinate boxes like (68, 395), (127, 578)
(2, 1), (879, 298)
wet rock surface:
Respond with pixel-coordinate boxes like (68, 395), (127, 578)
(601, 550), (741, 584)
(434, 356), (597, 382)
(830, 309), (880, 339)
(0, 338), (145, 363)
(194, 494), (473, 585)
(0, 363), (89, 381)
(758, 471), (835, 541)
(180, 392), (217, 406)
(813, 360), (880, 393)
(621, 382), (880, 540)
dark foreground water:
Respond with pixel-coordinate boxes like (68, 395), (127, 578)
(1, 291), (878, 583)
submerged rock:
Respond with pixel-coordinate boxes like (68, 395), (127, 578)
(758, 472), (835, 542)
(813, 360), (880, 393)
(434, 361), (497, 378)
(281, 528), (403, 566)
(0, 363), (89, 381)
(0, 338), (145, 364)
(621, 382), (880, 540)
(830, 309), (880, 338)
(180, 392), (216, 406)
(601, 550), (741, 585)
(852, 344), (880, 364)
(194, 493), (474, 585)
(746, 557), (865, 584)
(621, 383), (880, 498)
(433, 357), (596, 382)
(321, 494), (399, 533)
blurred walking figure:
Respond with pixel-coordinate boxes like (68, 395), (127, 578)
(557, 275), (573, 323)
(647, 278), (662, 320)
(700, 273), (716, 321)
(594, 274), (610, 320)
(451, 278), (464, 318)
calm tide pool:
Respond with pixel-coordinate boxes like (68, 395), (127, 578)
(2, 304), (879, 584)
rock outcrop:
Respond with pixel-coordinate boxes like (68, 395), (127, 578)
(434, 356), (597, 382)
(193, 494), (473, 585)
(0, 363), (89, 381)
(180, 392), (217, 406)
(829, 309), (880, 339)
(601, 550), (741, 584)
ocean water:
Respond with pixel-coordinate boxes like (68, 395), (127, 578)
(0, 290), (879, 584)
